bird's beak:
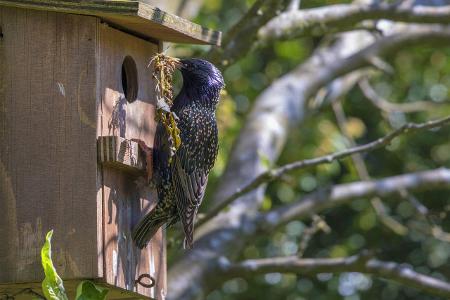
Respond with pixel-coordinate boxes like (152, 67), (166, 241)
(173, 58), (186, 70)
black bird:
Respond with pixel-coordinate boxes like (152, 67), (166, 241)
(132, 58), (224, 249)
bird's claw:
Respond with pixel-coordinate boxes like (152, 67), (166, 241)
(131, 138), (153, 183)
(148, 178), (157, 190)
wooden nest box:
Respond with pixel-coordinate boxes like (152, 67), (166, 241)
(0, 1), (220, 299)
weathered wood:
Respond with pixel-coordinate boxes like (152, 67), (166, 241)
(0, 7), (99, 281)
(0, 5), (166, 298)
(97, 136), (148, 174)
(0, 281), (156, 300)
(0, 0), (221, 45)
(97, 23), (165, 299)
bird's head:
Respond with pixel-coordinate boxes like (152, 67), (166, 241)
(177, 58), (225, 100)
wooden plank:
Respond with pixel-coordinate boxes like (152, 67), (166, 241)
(0, 281), (157, 300)
(0, 0), (221, 45)
(97, 136), (148, 174)
(0, 7), (99, 282)
(97, 23), (165, 298)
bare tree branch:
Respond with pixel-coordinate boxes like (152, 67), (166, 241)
(198, 115), (450, 228)
(287, 0), (301, 12)
(222, 253), (450, 298)
(207, 0), (290, 68)
(359, 77), (446, 113)
(168, 24), (450, 300)
(311, 70), (370, 109)
(409, 220), (450, 243)
(260, 168), (450, 229)
(258, 3), (450, 43)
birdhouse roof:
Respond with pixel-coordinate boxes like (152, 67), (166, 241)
(0, 0), (221, 46)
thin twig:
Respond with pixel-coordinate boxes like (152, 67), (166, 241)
(297, 215), (330, 257)
(359, 77), (445, 113)
(366, 56), (394, 74)
(199, 115), (450, 228)
(408, 220), (450, 243)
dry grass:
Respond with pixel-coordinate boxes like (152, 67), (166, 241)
(150, 53), (182, 160)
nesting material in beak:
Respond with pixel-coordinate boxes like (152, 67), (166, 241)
(149, 53), (180, 105)
(149, 52), (183, 156)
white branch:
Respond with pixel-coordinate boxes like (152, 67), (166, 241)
(259, 3), (450, 43)
(260, 168), (450, 229)
(223, 253), (450, 298)
(359, 77), (446, 113)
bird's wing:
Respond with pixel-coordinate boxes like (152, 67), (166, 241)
(171, 109), (217, 248)
(172, 154), (209, 249)
(153, 122), (171, 184)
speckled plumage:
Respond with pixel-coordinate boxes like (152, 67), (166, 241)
(133, 58), (224, 249)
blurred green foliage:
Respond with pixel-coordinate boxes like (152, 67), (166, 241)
(169, 1), (450, 299)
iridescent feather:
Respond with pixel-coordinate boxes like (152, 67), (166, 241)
(132, 58), (224, 249)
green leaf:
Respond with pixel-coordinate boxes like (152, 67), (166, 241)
(41, 230), (68, 300)
(75, 281), (109, 300)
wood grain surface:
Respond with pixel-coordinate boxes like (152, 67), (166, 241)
(98, 136), (147, 174)
(0, 0), (221, 45)
(0, 6), (166, 299)
(0, 7), (99, 282)
(97, 23), (165, 299)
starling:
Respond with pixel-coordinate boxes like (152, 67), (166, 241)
(132, 58), (224, 249)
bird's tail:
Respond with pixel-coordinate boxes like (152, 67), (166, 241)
(132, 207), (167, 249)
(183, 231), (194, 250)
(181, 206), (198, 250)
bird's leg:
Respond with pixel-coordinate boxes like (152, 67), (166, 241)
(131, 138), (153, 184)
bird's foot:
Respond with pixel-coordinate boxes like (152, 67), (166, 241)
(147, 177), (157, 189)
(131, 138), (153, 183)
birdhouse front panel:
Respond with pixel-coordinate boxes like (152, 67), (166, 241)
(97, 23), (165, 298)
(0, 7), (100, 282)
